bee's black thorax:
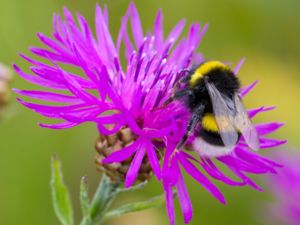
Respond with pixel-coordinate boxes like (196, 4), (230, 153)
(185, 66), (240, 112)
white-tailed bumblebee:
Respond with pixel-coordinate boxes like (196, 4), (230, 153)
(165, 61), (259, 157)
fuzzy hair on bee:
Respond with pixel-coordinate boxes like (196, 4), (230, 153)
(165, 61), (259, 157)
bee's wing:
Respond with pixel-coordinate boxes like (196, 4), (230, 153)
(205, 80), (238, 148)
(233, 94), (260, 150)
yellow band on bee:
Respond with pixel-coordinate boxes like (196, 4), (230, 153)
(202, 113), (234, 132)
(189, 61), (227, 87)
(202, 113), (219, 132)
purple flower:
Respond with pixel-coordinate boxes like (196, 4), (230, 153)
(14, 2), (204, 185)
(265, 151), (300, 225)
(14, 3), (285, 225)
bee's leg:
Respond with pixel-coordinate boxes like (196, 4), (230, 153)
(162, 74), (192, 105)
(174, 73), (191, 91)
(177, 104), (205, 149)
(152, 74), (192, 112)
(163, 89), (192, 106)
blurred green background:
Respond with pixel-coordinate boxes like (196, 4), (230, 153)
(1, 0), (299, 224)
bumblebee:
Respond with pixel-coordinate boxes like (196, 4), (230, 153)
(166, 61), (259, 157)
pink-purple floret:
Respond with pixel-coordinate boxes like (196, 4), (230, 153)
(267, 152), (300, 225)
(14, 3), (286, 225)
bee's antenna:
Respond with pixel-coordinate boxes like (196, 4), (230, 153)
(180, 69), (191, 74)
(151, 70), (192, 113)
(177, 69), (191, 79)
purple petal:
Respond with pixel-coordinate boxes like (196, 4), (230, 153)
(39, 121), (79, 129)
(219, 156), (263, 191)
(30, 47), (76, 65)
(117, 15), (134, 61)
(59, 70), (100, 104)
(154, 9), (163, 48)
(129, 2), (144, 48)
(59, 108), (111, 123)
(63, 6), (76, 25)
(235, 171), (263, 191)
(37, 32), (70, 55)
(259, 138), (287, 148)
(102, 139), (141, 163)
(200, 157), (245, 186)
(219, 154), (270, 174)
(13, 89), (81, 103)
(95, 4), (117, 58)
(125, 145), (146, 188)
(16, 98), (87, 118)
(258, 154), (283, 168)
(14, 64), (66, 89)
(185, 23), (201, 51)
(240, 80), (258, 97)
(146, 142), (161, 180)
(19, 54), (97, 89)
(70, 44), (99, 83)
(256, 122), (285, 136)
(180, 152), (242, 186)
(235, 147), (278, 174)
(176, 172), (193, 224)
(93, 113), (125, 124)
(178, 153), (226, 204)
(52, 13), (65, 44)
(164, 19), (186, 47)
(163, 183), (175, 225)
(233, 58), (246, 75)
(248, 106), (276, 118)
(103, 4), (109, 26)
(97, 123), (123, 136)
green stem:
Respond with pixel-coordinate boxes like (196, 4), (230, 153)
(103, 193), (166, 221)
(80, 175), (120, 225)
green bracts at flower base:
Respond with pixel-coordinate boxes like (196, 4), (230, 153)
(51, 156), (166, 225)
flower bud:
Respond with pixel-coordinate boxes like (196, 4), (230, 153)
(0, 63), (12, 116)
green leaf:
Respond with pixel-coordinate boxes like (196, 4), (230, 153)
(80, 176), (91, 221)
(51, 155), (74, 225)
(115, 180), (148, 194)
(89, 175), (119, 222)
(104, 193), (166, 221)
(79, 175), (120, 225)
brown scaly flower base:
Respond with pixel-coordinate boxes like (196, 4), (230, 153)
(95, 127), (160, 184)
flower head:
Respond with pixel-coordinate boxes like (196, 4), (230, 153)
(265, 151), (300, 225)
(14, 2), (204, 185)
(14, 3), (285, 224)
